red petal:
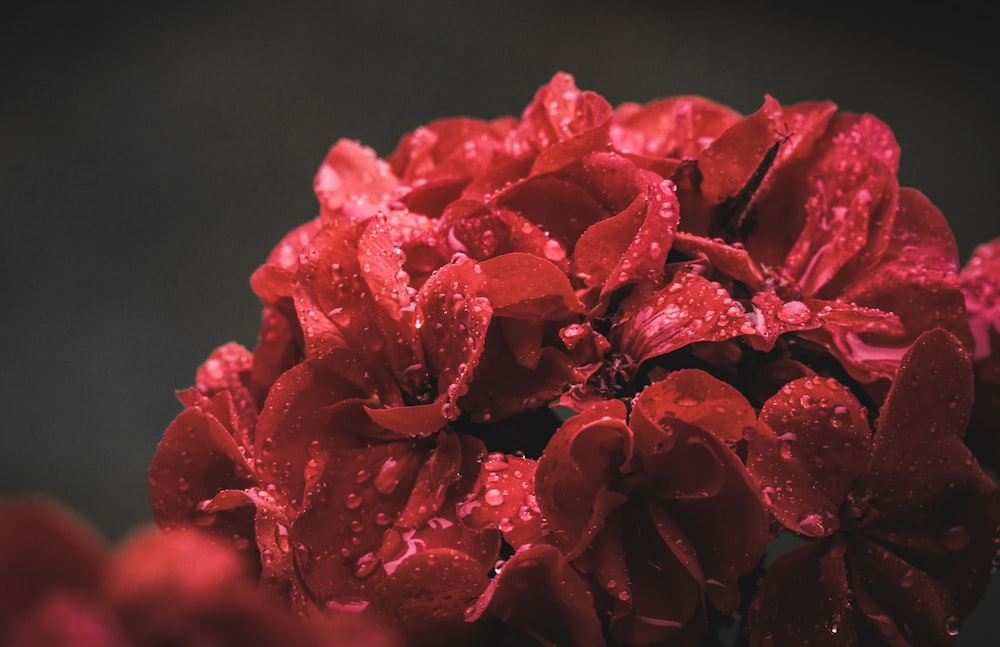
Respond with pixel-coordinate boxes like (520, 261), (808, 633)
(749, 376), (872, 537)
(847, 536), (956, 646)
(671, 231), (765, 287)
(457, 454), (544, 549)
(535, 400), (632, 558)
(780, 114), (901, 297)
(612, 95), (742, 159)
(394, 428), (463, 529)
(253, 359), (374, 508)
(149, 408), (255, 531)
(634, 369), (757, 443)
(573, 165), (678, 305)
(494, 175), (609, 251)
(248, 304), (302, 406)
(416, 255), (492, 419)
(366, 549), (489, 646)
(516, 72), (613, 150)
(612, 272), (749, 364)
(461, 329), (580, 422)
(748, 539), (856, 646)
(962, 236), (1000, 361)
(479, 252), (584, 319)
(388, 117), (512, 185)
(314, 139), (398, 220)
(468, 544), (603, 647)
(250, 217), (323, 303)
(695, 96), (784, 206)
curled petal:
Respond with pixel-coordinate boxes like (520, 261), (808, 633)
(416, 255), (492, 419)
(468, 544), (603, 647)
(516, 72), (613, 151)
(780, 114), (901, 297)
(574, 165), (678, 305)
(847, 536), (956, 647)
(535, 400), (632, 558)
(749, 376), (872, 537)
(250, 218), (323, 303)
(671, 231), (765, 287)
(253, 359), (369, 507)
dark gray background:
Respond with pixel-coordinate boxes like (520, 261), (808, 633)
(2, 0), (997, 642)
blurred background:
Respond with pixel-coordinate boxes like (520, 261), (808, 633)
(2, 0), (997, 642)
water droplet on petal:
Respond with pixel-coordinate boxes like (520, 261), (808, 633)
(484, 489), (504, 506)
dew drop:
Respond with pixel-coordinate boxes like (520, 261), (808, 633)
(484, 489), (504, 506)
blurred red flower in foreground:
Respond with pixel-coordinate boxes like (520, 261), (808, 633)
(144, 72), (999, 645)
(0, 498), (397, 647)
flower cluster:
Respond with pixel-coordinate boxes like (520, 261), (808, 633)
(148, 73), (1000, 646)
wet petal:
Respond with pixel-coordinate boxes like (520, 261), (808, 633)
(634, 369), (757, 444)
(250, 218), (323, 303)
(574, 165), (678, 305)
(516, 72), (613, 151)
(416, 255), (492, 419)
(612, 95), (742, 159)
(468, 544), (603, 647)
(671, 231), (765, 288)
(749, 539), (856, 646)
(149, 408), (255, 533)
(479, 252), (584, 319)
(366, 549), (489, 647)
(457, 454), (544, 549)
(749, 376), (872, 537)
(780, 114), (901, 297)
(613, 272), (749, 364)
(314, 139), (398, 221)
(252, 358), (369, 508)
(535, 400), (632, 558)
(847, 536), (955, 647)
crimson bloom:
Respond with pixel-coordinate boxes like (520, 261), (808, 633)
(745, 329), (1000, 645)
(530, 373), (769, 646)
(147, 72), (999, 646)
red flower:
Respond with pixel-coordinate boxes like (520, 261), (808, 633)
(148, 72), (1000, 645)
(0, 498), (396, 647)
(531, 373), (769, 645)
(745, 330), (1000, 645)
